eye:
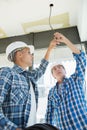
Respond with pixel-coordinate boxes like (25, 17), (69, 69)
(54, 67), (56, 71)
(28, 51), (31, 54)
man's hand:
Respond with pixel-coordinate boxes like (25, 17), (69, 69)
(54, 32), (69, 44)
(16, 128), (22, 130)
(44, 38), (58, 60)
(48, 39), (58, 49)
(54, 32), (80, 54)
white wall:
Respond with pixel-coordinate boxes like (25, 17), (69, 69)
(77, 0), (87, 41)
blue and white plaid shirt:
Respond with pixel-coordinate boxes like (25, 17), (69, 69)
(0, 58), (49, 130)
(45, 51), (87, 130)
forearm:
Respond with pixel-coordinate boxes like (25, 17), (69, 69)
(73, 51), (86, 81)
(44, 47), (53, 60)
(44, 39), (58, 61)
(0, 115), (18, 130)
(16, 128), (22, 130)
(54, 32), (80, 54)
(0, 102), (18, 130)
(29, 58), (49, 81)
(64, 39), (80, 54)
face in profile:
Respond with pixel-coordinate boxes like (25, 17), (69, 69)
(15, 47), (33, 67)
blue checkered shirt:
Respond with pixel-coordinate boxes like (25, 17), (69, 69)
(0, 59), (49, 130)
(45, 52), (87, 130)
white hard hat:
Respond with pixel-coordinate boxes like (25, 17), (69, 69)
(6, 41), (34, 60)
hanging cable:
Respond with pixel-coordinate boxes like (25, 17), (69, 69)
(49, 3), (54, 31)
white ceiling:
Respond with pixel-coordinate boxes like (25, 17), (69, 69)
(0, 0), (87, 41)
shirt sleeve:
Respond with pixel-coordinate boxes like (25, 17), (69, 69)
(0, 68), (18, 130)
(45, 90), (53, 125)
(28, 58), (49, 82)
(71, 51), (86, 83)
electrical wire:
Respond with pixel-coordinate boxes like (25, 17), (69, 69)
(49, 4), (55, 32)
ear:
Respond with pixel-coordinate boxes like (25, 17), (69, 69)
(16, 51), (22, 57)
(15, 51), (23, 60)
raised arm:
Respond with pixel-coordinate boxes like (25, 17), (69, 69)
(29, 39), (58, 82)
(44, 39), (58, 60)
(54, 32), (80, 54)
(53, 32), (86, 83)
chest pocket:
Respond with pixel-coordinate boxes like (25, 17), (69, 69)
(10, 81), (29, 104)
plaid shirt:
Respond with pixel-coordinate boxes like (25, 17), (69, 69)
(45, 52), (87, 130)
(0, 59), (49, 130)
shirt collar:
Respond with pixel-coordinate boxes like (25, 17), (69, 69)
(12, 64), (27, 74)
(56, 77), (68, 86)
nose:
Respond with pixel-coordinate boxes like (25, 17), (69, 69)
(31, 54), (34, 60)
(56, 67), (61, 72)
(31, 54), (34, 58)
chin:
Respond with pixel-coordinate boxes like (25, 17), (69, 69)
(28, 65), (32, 67)
(29, 63), (33, 67)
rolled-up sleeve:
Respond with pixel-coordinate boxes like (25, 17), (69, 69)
(28, 58), (49, 82)
(0, 68), (18, 130)
(45, 89), (54, 125)
(71, 51), (86, 83)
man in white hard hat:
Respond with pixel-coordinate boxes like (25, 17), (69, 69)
(0, 40), (58, 130)
(6, 41), (34, 62)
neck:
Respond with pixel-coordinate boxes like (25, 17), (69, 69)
(58, 79), (63, 84)
(14, 61), (28, 70)
(57, 76), (65, 84)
